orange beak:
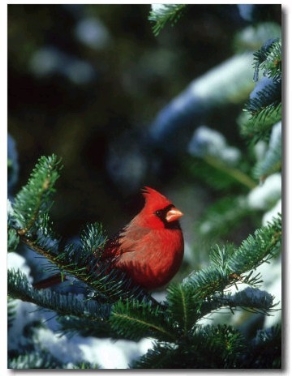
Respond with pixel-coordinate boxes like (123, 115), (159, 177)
(166, 207), (183, 222)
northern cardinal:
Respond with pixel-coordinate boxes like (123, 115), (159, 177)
(34, 186), (184, 290)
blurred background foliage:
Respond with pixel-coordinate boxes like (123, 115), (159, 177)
(8, 3), (281, 280)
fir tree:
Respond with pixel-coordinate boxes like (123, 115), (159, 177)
(7, 155), (281, 368)
(8, 4), (282, 370)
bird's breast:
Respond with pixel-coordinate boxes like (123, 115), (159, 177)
(115, 227), (184, 289)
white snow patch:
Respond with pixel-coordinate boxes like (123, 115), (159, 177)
(247, 173), (281, 210)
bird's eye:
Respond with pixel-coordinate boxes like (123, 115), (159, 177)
(155, 205), (174, 219)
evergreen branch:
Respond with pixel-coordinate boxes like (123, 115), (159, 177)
(183, 215), (281, 299)
(8, 228), (20, 253)
(80, 222), (107, 255)
(222, 287), (277, 315)
(184, 265), (229, 300)
(8, 351), (64, 369)
(110, 300), (176, 342)
(241, 39), (282, 143)
(239, 325), (281, 368)
(8, 269), (111, 322)
(240, 102), (282, 142)
(148, 4), (186, 36)
(131, 341), (176, 369)
(259, 41), (281, 82)
(72, 362), (101, 370)
(132, 325), (245, 369)
(227, 214), (281, 274)
(166, 283), (199, 336)
(19, 233), (60, 265)
(209, 244), (236, 269)
(253, 38), (281, 82)
(18, 225), (150, 303)
(245, 81), (281, 116)
(197, 285), (276, 318)
(12, 155), (62, 235)
(57, 314), (111, 339)
(241, 269), (264, 287)
(253, 122), (281, 181)
(190, 325), (245, 368)
(9, 155), (151, 304)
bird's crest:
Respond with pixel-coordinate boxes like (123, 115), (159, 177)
(141, 186), (172, 209)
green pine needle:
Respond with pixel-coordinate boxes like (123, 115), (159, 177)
(148, 4), (186, 36)
(8, 269), (109, 321)
(166, 283), (200, 336)
(8, 352), (63, 369)
(253, 122), (281, 181)
(12, 154), (62, 235)
(8, 228), (20, 253)
(57, 314), (111, 339)
(110, 299), (175, 342)
(253, 38), (281, 82)
(227, 214), (281, 274)
(184, 214), (281, 299)
(241, 38), (281, 143)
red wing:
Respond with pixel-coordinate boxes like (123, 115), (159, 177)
(100, 225), (151, 261)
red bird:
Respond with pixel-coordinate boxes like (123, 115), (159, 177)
(100, 186), (184, 289)
(34, 187), (184, 290)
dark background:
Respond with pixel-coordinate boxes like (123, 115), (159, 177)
(7, 4), (281, 249)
